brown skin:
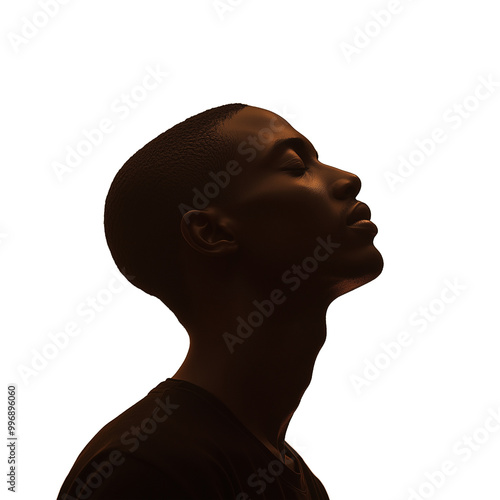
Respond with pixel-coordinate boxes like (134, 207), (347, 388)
(172, 106), (383, 467)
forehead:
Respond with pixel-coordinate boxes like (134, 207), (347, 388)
(221, 106), (314, 162)
(223, 106), (292, 139)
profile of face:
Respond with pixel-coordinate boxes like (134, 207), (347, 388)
(182, 105), (383, 308)
(183, 106), (383, 301)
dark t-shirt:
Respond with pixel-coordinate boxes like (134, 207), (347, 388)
(57, 378), (330, 499)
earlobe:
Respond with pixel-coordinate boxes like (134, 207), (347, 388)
(180, 209), (238, 256)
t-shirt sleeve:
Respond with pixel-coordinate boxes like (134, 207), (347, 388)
(58, 452), (235, 500)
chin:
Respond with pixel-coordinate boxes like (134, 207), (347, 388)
(328, 246), (384, 298)
(358, 245), (384, 279)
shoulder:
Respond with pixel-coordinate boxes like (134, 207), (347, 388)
(58, 450), (232, 500)
(58, 380), (252, 499)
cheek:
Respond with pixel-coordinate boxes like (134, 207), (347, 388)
(232, 189), (346, 263)
(248, 182), (339, 224)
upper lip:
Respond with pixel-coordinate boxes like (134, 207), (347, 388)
(346, 201), (371, 225)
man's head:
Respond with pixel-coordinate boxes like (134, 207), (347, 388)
(104, 104), (383, 324)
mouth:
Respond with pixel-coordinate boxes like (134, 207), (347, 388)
(346, 202), (371, 225)
(346, 202), (378, 235)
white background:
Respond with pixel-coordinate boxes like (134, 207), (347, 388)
(2, 0), (500, 499)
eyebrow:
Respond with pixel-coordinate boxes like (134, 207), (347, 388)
(265, 137), (319, 163)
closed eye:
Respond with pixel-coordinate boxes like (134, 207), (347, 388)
(280, 159), (309, 177)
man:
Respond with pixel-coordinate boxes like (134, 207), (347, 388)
(57, 103), (383, 499)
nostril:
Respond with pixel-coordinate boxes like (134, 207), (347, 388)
(331, 175), (361, 200)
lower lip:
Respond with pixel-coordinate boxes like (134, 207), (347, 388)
(348, 220), (378, 235)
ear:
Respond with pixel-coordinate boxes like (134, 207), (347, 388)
(180, 209), (238, 256)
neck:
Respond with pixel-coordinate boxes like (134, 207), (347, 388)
(172, 292), (330, 462)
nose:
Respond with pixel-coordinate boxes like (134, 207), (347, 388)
(330, 172), (361, 200)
